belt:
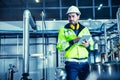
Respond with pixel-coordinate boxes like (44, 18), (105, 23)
(65, 58), (88, 63)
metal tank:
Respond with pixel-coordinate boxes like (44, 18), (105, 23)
(90, 62), (120, 80)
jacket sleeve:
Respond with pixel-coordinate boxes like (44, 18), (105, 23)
(56, 28), (69, 51)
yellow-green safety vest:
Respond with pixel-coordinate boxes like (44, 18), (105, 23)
(57, 27), (94, 59)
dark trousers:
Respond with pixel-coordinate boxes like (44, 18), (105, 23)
(65, 61), (89, 80)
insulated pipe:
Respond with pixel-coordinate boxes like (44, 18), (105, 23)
(22, 9), (37, 79)
(23, 10), (30, 73)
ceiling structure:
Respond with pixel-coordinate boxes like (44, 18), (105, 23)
(0, 0), (120, 21)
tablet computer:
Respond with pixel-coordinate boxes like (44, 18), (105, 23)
(77, 35), (91, 44)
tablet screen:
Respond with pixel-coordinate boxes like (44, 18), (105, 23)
(77, 35), (91, 44)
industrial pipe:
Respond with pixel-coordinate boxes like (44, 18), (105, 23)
(104, 23), (108, 62)
(23, 10), (30, 74)
(21, 9), (36, 80)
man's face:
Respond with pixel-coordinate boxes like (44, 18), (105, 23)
(68, 13), (80, 24)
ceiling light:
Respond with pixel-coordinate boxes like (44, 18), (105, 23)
(35, 0), (40, 3)
(97, 4), (103, 10)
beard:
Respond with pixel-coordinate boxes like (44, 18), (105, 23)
(69, 20), (76, 24)
(69, 20), (75, 24)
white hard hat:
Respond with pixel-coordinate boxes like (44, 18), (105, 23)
(66, 6), (81, 15)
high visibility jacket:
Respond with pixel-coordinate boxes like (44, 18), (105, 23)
(57, 23), (94, 59)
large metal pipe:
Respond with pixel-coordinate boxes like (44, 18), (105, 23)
(23, 10), (30, 73)
(23, 9), (37, 74)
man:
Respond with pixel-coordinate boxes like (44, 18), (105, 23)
(57, 5), (94, 80)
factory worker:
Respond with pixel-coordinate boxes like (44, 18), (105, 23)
(57, 5), (94, 80)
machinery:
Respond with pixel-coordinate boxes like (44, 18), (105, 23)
(90, 8), (120, 80)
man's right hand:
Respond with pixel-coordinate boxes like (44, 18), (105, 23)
(73, 37), (80, 43)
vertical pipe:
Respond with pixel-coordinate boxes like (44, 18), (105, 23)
(108, 0), (112, 19)
(104, 24), (108, 62)
(92, 0), (95, 19)
(59, 0), (62, 20)
(16, 35), (19, 71)
(41, 11), (46, 80)
(23, 10), (30, 73)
